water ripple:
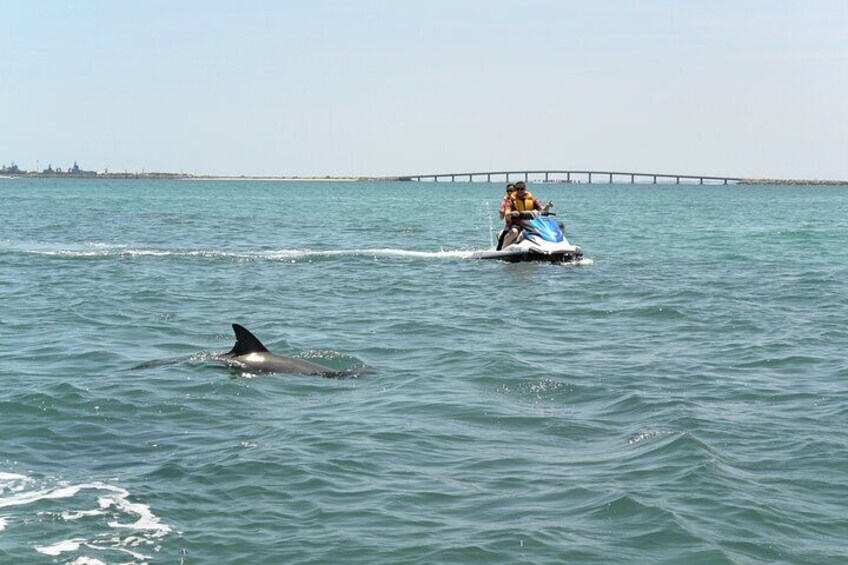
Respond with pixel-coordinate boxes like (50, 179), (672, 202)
(3, 180), (848, 562)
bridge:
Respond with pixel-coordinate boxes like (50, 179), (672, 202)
(392, 170), (744, 185)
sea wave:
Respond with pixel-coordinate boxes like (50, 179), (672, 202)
(0, 472), (173, 564)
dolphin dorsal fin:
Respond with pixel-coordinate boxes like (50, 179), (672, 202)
(228, 324), (269, 356)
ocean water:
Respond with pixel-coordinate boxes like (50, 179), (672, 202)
(1, 177), (847, 564)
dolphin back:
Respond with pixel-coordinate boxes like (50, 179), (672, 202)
(227, 324), (270, 356)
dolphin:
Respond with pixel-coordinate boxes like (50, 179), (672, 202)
(216, 324), (369, 376)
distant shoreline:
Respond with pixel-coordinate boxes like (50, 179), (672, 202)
(736, 179), (848, 186)
(2, 173), (847, 185)
(0, 173), (389, 182)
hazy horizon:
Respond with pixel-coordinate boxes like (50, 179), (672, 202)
(3, 1), (846, 180)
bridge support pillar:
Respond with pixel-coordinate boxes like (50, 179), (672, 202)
(588, 172), (593, 184)
(545, 172), (549, 182)
(652, 175), (657, 183)
(631, 174), (635, 184)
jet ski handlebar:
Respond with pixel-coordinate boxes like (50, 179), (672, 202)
(511, 210), (556, 220)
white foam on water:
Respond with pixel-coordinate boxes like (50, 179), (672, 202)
(0, 472), (33, 496)
(262, 247), (477, 260)
(69, 557), (107, 565)
(627, 429), (675, 445)
(84, 241), (125, 250)
(3, 240), (479, 261)
(101, 489), (172, 536)
(353, 248), (477, 259)
(1, 472), (172, 563)
(35, 538), (149, 561)
(35, 538), (85, 555)
(60, 508), (108, 521)
(207, 247), (477, 261)
(0, 483), (91, 508)
(3, 240), (600, 265)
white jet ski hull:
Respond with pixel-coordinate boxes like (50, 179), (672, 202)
(472, 239), (583, 263)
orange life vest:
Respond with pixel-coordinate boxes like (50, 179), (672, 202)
(511, 192), (538, 212)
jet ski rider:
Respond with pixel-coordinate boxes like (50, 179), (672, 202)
(499, 183), (517, 221)
(499, 181), (546, 249)
(496, 183), (517, 250)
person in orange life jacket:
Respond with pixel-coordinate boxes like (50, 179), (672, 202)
(500, 181), (546, 249)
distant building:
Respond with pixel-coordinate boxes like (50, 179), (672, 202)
(68, 161), (95, 175)
(1, 162), (24, 174)
(39, 161), (96, 176)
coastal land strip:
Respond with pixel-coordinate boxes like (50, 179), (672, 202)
(1, 172), (847, 185)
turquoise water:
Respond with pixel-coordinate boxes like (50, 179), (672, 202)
(2, 178), (847, 564)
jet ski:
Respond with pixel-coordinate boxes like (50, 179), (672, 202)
(472, 210), (583, 263)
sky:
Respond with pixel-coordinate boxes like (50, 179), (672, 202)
(2, 1), (847, 179)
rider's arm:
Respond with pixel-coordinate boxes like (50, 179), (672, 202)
(502, 199), (517, 221)
(499, 197), (509, 219)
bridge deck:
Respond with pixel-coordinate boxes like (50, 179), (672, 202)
(392, 170), (743, 185)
